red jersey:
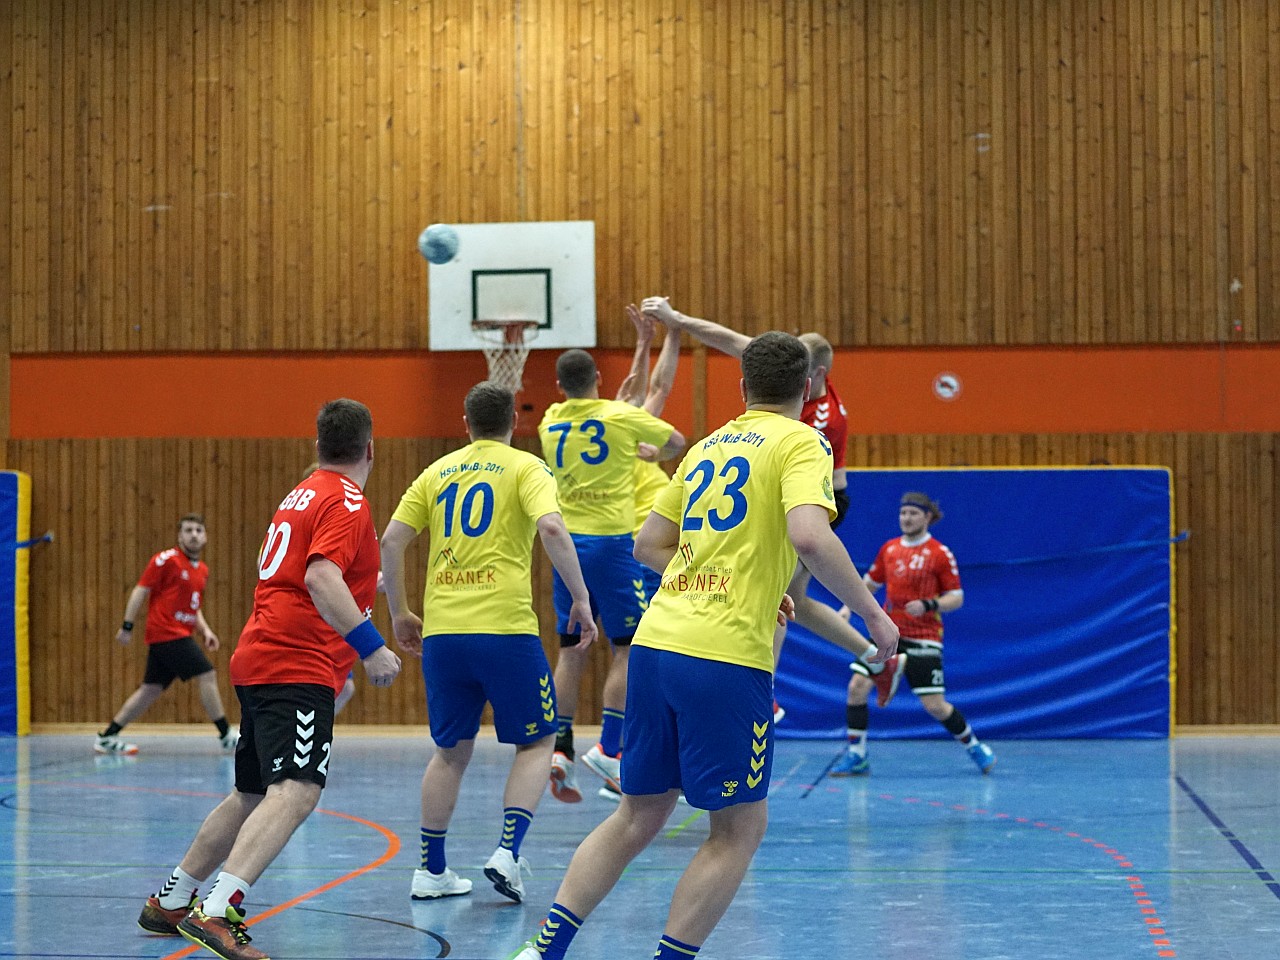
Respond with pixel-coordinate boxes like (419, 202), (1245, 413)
(137, 548), (209, 644)
(866, 534), (961, 644)
(230, 469), (379, 694)
(801, 380), (848, 471)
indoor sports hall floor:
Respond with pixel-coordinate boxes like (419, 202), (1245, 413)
(2, 731), (1276, 959)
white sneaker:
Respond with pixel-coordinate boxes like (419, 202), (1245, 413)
(483, 847), (531, 903)
(410, 867), (472, 900)
(512, 946), (541, 960)
(94, 734), (138, 755)
(581, 743), (622, 792)
(549, 751), (582, 803)
(597, 784), (621, 803)
(219, 727), (240, 753)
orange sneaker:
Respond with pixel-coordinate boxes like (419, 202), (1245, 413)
(177, 904), (269, 960)
(549, 750), (582, 803)
(137, 894), (195, 935)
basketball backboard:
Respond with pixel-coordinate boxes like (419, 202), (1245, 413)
(426, 220), (597, 351)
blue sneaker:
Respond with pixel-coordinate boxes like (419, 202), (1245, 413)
(830, 747), (869, 777)
(967, 741), (996, 774)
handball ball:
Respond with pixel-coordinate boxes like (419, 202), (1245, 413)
(418, 223), (460, 264)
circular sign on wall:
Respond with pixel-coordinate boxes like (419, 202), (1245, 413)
(933, 372), (962, 401)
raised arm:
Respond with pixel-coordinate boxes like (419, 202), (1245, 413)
(642, 320), (683, 417)
(641, 296), (752, 359)
(616, 304), (656, 406)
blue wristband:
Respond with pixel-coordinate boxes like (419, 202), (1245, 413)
(344, 619), (385, 659)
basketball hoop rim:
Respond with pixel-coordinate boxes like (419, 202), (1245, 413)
(471, 319), (540, 346)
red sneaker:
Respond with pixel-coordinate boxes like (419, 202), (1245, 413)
(872, 653), (907, 708)
(137, 895), (195, 935)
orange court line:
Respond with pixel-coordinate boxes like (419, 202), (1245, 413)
(9, 342), (1280, 439)
(160, 806), (401, 960)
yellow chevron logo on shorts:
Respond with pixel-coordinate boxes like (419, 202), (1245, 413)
(747, 771), (763, 788)
(540, 674), (551, 690)
(753, 721), (768, 738)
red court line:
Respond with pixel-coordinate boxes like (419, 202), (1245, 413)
(877, 792), (1176, 958)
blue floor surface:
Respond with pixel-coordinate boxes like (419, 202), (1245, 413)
(2, 733), (1277, 959)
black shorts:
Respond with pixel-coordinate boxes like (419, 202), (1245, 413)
(832, 487), (850, 529)
(234, 683), (335, 794)
(853, 639), (945, 696)
(143, 636), (214, 688)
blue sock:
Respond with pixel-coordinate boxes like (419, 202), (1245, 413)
(420, 827), (447, 873)
(531, 902), (583, 960)
(599, 708), (624, 757)
(653, 935), (700, 959)
(501, 806), (534, 857)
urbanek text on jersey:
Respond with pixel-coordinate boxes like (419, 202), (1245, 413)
(438, 461), (507, 479)
(433, 567), (498, 586)
(660, 570), (733, 594)
(700, 431), (766, 449)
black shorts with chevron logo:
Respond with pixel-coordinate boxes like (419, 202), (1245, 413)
(233, 683), (336, 794)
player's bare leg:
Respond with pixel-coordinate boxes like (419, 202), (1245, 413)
(919, 692), (996, 774)
(547, 791), (681, 916)
(220, 779), (321, 884)
(660, 799), (769, 945)
(175, 790), (265, 881)
(112, 682), (166, 727)
(421, 740), (475, 831)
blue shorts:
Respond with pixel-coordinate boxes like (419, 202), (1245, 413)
(639, 563), (662, 601)
(621, 645), (774, 811)
(421, 633), (557, 748)
(553, 533), (650, 640)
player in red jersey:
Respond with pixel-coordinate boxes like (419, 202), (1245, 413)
(95, 514), (237, 757)
(138, 400), (402, 960)
(832, 492), (996, 776)
(639, 299), (906, 714)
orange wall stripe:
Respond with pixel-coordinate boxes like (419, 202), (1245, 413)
(9, 344), (1279, 440)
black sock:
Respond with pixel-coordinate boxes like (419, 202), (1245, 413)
(846, 703), (869, 730)
(555, 728), (574, 760)
(942, 707), (974, 743)
(213, 717), (230, 738)
(102, 722), (123, 737)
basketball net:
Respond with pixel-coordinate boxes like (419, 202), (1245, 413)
(472, 320), (537, 394)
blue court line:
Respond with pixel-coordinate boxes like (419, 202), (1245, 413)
(1175, 774), (1280, 901)
(799, 749), (845, 799)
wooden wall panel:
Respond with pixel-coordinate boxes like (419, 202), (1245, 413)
(3, 0), (1278, 352)
(6, 432), (1278, 727)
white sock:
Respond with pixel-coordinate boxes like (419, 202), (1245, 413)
(156, 866), (201, 909)
(846, 729), (868, 757)
(201, 871), (252, 919)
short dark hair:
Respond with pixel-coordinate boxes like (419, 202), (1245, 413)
(317, 398), (373, 464)
(556, 349), (598, 396)
(177, 513), (205, 531)
(465, 381), (515, 437)
(741, 332), (810, 405)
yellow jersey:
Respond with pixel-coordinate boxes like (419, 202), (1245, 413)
(538, 398), (675, 536)
(632, 459), (670, 538)
(390, 439), (561, 637)
(633, 410), (835, 672)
